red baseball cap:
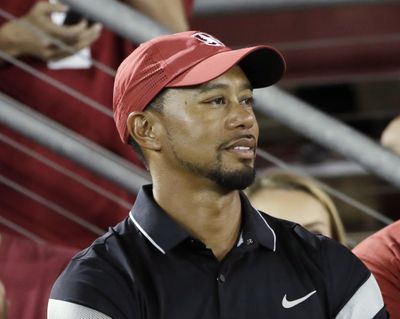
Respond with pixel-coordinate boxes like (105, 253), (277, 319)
(113, 31), (286, 143)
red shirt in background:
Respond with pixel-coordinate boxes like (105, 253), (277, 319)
(353, 221), (400, 319)
(0, 233), (78, 319)
(0, 0), (193, 248)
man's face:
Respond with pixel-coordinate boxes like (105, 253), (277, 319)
(157, 65), (259, 190)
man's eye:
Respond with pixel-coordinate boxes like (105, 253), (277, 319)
(241, 97), (254, 107)
(209, 97), (226, 105)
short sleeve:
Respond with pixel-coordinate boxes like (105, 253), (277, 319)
(319, 236), (388, 318)
(292, 225), (388, 318)
(49, 248), (140, 319)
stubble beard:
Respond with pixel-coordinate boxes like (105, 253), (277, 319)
(171, 145), (256, 191)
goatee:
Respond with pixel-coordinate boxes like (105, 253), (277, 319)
(178, 158), (256, 190)
(205, 166), (256, 190)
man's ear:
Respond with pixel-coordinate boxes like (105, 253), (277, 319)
(127, 112), (161, 151)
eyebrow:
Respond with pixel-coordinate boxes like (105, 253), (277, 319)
(197, 81), (253, 94)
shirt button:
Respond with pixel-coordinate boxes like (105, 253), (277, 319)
(217, 274), (226, 283)
(246, 238), (254, 245)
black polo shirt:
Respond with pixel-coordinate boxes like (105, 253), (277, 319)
(50, 185), (387, 318)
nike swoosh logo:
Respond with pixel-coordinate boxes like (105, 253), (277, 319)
(282, 290), (317, 309)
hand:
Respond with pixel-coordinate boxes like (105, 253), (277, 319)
(0, 236), (7, 319)
(0, 1), (102, 61)
(0, 281), (7, 319)
(124, 0), (189, 32)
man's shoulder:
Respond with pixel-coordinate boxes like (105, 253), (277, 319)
(52, 216), (142, 292)
(258, 212), (388, 318)
(49, 217), (141, 318)
(68, 217), (140, 269)
(258, 211), (327, 248)
(258, 211), (356, 265)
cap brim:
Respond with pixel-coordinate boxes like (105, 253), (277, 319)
(166, 45), (285, 89)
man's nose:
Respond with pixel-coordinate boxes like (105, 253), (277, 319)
(225, 103), (256, 130)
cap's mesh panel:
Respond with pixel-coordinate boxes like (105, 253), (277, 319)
(135, 55), (169, 109)
(116, 53), (170, 141)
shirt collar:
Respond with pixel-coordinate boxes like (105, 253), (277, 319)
(130, 184), (276, 254)
(130, 185), (190, 254)
(238, 191), (277, 252)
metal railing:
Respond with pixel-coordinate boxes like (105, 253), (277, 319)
(60, 0), (170, 43)
(0, 93), (150, 194)
(1, 0), (399, 232)
(2, 0), (400, 190)
(193, 0), (400, 16)
(2, 0), (400, 186)
(255, 87), (400, 188)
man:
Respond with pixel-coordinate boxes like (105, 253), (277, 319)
(48, 31), (388, 318)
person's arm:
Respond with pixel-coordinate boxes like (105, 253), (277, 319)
(123, 0), (189, 32)
(353, 222), (400, 319)
(48, 253), (140, 319)
(0, 282), (7, 319)
(0, 1), (101, 66)
(334, 274), (387, 319)
(293, 226), (388, 318)
(0, 235), (7, 319)
(320, 237), (388, 318)
(381, 115), (400, 155)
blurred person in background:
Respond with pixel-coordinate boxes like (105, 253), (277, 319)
(353, 221), (400, 319)
(0, 232), (78, 319)
(353, 115), (400, 318)
(246, 170), (347, 245)
(0, 0), (193, 247)
(0, 1), (192, 318)
(0, 1), (102, 66)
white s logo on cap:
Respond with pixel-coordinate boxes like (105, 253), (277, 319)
(192, 32), (225, 47)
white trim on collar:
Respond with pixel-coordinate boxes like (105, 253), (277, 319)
(255, 210), (277, 252)
(129, 211), (166, 254)
(129, 209), (276, 254)
(237, 231), (244, 247)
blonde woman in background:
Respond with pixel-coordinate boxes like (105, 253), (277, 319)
(246, 170), (347, 245)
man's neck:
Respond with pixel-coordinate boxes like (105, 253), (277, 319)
(152, 178), (242, 261)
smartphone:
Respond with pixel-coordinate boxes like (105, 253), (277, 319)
(63, 10), (93, 26)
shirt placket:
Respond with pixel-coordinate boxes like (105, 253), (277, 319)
(217, 239), (256, 319)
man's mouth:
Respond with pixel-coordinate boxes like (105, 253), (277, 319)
(224, 137), (256, 159)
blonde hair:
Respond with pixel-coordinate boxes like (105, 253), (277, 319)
(246, 170), (347, 245)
